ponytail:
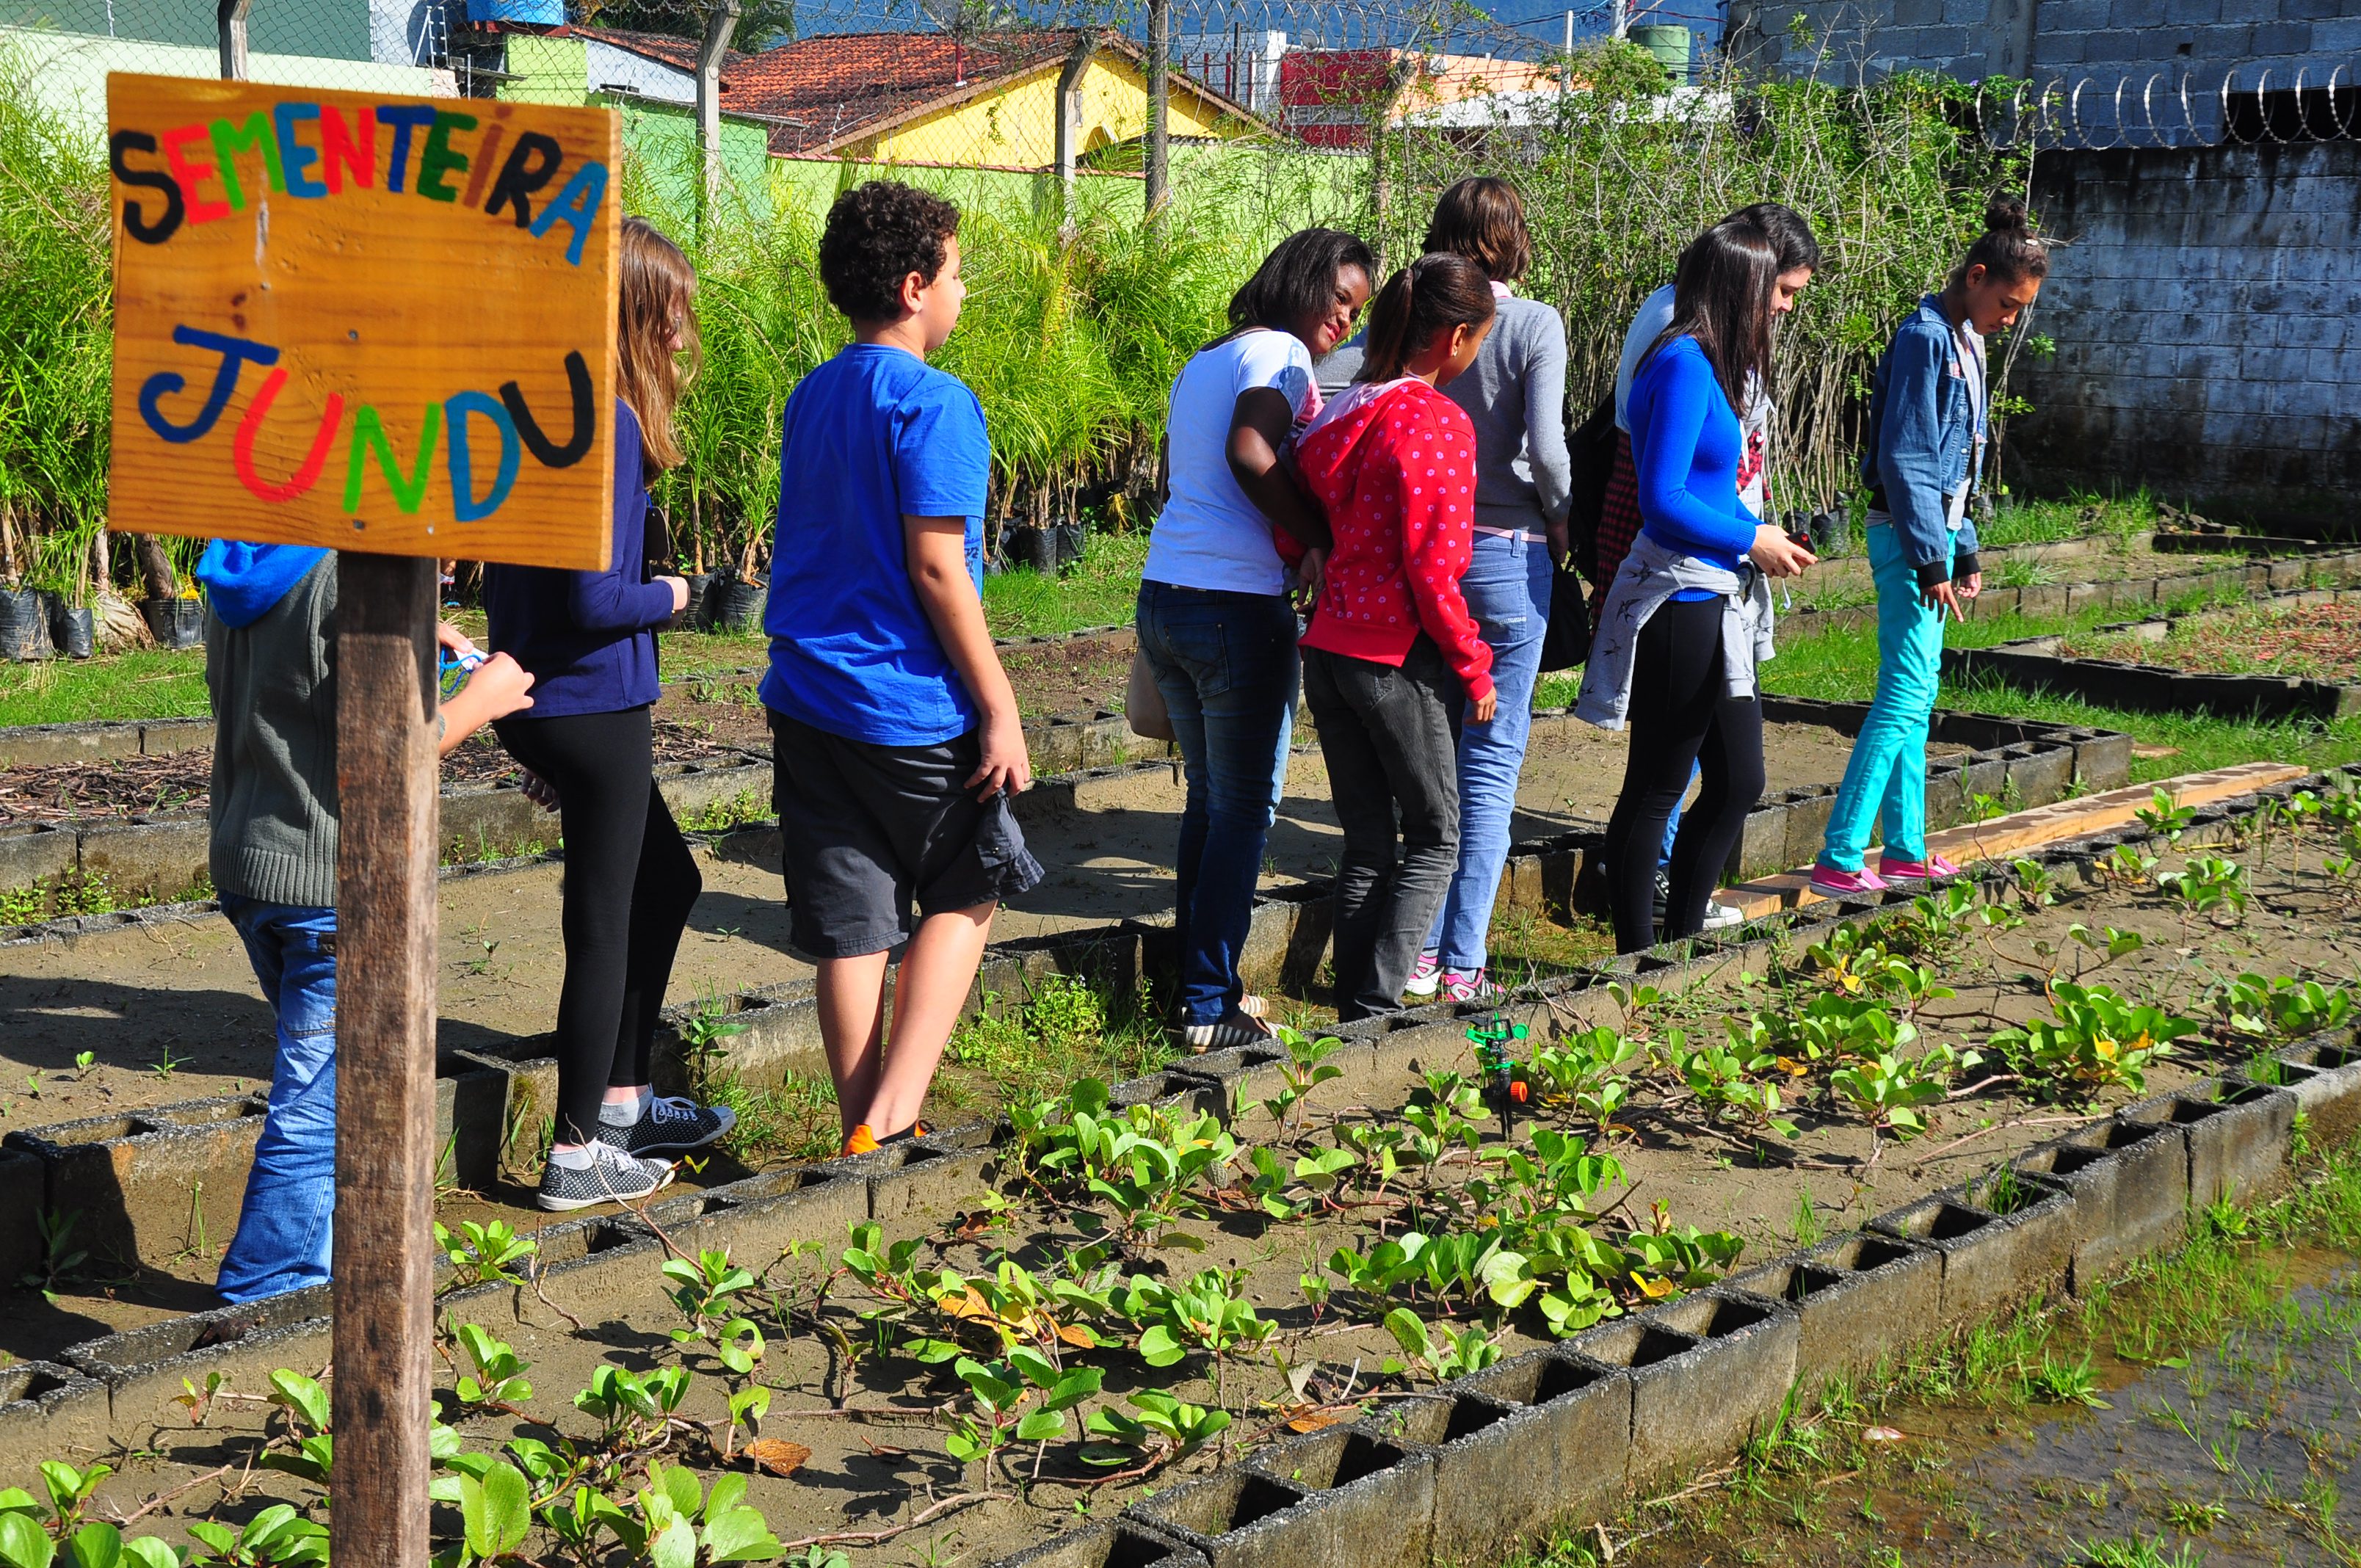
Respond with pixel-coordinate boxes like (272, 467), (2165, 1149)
(1357, 253), (1496, 383)
(1952, 191), (2050, 288)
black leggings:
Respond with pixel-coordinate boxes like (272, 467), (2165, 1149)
(1603, 598), (1766, 954)
(495, 706), (703, 1145)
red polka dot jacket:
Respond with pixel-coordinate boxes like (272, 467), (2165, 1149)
(1293, 380), (1495, 703)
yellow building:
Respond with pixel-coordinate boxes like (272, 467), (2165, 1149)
(728, 29), (1263, 170)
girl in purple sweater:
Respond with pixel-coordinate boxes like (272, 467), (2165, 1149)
(485, 218), (731, 1211)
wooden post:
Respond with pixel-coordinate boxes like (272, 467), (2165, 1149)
(697, 0), (742, 232)
(1145, 0), (1171, 218)
(1053, 33), (1100, 234)
(217, 0), (253, 81)
(330, 553), (440, 1568)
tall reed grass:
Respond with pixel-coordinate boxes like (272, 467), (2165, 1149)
(0, 55), (112, 601)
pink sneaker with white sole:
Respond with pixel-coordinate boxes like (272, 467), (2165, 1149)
(1879, 852), (1962, 881)
(1809, 863), (1889, 898)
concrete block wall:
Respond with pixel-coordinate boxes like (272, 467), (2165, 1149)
(2013, 137), (2361, 525)
(1726, 0), (2356, 87)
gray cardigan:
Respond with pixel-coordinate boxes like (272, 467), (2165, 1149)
(206, 554), (340, 908)
(1315, 293), (1573, 533)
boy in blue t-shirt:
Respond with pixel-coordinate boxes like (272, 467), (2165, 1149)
(762, 181), (1042, 1157)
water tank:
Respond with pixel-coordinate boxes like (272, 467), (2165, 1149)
(1629, 23), (1691, 81)
(468, 0), (567, 23)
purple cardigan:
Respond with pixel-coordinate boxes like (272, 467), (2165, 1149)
(484, 400), (675, 717)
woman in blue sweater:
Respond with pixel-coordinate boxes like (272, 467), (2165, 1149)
(1575, 220), (1815, 951)
(486, 219), (731, 1211)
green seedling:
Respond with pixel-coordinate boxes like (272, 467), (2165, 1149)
(662, 1249), (766, 1374)
(451, 1323), (532, 1412)
(435, 1219), (537, 1291)
(2158, 854), (2249, 925)
(182, 1507), (329, 1568)
(1082, 1390), (1231, 1469)
(1989, 983), (2200, 1099)
(259, 1371), (334, 1488)
(2135, 786), (2196, 843)
(1830, 1045), (1968, 1147)
(1528, 1026), (1642, 1136)
(1125, 1267), (1272, 1406)
(2214, 971), (2352, 1040)
(573, 1364), (693, 1451)
(1383, 1308), (1501, 1382)
(611, 1461), (782, 1567)
(1252, 1026), (1343, 1136)
(70, 1052), (93, 1079)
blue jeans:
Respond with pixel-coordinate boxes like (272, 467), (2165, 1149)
(1660, 762), (1701, 868)
(1136, 580), (1298, 1026)
(1821, 523), (1953, 871)
(1423, 532), (1551, 973)
(216, 895), (339, 1304)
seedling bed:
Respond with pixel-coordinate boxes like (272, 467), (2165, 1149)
(1945, 589), (2361, 720)
(7, 769), (2355, 1567)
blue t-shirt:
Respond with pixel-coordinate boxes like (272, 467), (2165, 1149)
(760, 344), (990, 747)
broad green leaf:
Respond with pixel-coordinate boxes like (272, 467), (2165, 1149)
(1383, 1307), (1429, 1362)
(700, 1506), (781, 1564)
(0, 1515), (56, 1568)
(1136, 1324), (1184, 1367)
(267, 1370), (330, 1432)
(115, 1542), (176, 1568)
(1014, 1410), (1066, 1442)
(649, 1517), (697, 1568)
(65, 1525), (118, 1568)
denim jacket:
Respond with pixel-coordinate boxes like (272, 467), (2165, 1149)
(1860, 294), (1984, 573)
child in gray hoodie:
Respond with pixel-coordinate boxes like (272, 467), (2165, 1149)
(201, 541), (533, 1302)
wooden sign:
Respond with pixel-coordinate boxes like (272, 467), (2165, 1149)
(106, 74), (620, 570)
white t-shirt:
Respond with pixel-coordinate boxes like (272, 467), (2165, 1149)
(1145, 330), (1320, 596)
(1613, 283), (1773, 522)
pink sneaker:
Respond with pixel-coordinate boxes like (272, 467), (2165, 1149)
(1402, 950), (1443, 1001)
(1879, 852), (1962, 881)
(1442, 968), (1504, 1003)
(1809, 863), (1889, 898)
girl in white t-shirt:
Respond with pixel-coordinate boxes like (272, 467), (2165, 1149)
(1137, 228), (1374, 1052)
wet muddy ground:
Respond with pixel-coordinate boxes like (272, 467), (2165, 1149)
(1616, 1250), (2361, 1568)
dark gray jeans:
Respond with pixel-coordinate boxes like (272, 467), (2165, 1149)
(1302, 638), (1462, 1020)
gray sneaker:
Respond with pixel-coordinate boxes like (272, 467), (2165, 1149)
(537, 1142), (676, 1212)
(594, 1095), (736, 1158)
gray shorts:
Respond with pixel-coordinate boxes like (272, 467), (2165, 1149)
(767, 710), (1043, 959)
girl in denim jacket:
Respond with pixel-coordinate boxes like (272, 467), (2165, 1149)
(1813, 195), (2049, 896)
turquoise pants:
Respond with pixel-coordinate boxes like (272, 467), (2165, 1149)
(1820, 522), (1952, 871)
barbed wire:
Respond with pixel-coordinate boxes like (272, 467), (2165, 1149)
(1973, 59), (2359, 150)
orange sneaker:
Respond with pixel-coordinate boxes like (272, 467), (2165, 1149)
(840, 1124), (880, 1158)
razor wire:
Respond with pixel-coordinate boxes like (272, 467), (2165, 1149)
(1971, 59), (2360, 150)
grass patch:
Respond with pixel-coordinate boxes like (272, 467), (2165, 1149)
(0, 647), (208, 728)
(940, 970), (1174, 1109)
(703, 1070), (842, 1166)
(980, 529), (1149, 639)
(1977, 490), (2164, 551)
(0, 868), (210, 924)
(1763, 587), (2361, 783)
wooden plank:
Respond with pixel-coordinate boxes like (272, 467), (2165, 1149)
(1719, 761), (2311, 917)
(331, 553), (440, 1568)
(105, 74), (619, 568)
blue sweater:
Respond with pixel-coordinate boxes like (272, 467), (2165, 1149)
(484, 400), (675, 717)
(1628, 335), (1758, 578)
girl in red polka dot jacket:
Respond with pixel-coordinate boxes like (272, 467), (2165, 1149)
(1291, 253), (1498, 1020)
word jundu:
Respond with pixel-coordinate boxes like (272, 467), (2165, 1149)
(138, 327), (595, 524)
(109, 100), (609, 264)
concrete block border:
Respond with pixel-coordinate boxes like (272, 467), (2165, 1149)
(8, 763), (2356, 1563)
(1941, 588), (2361, 722)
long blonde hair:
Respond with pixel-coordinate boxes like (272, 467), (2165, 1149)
(617, 216), (697, 473)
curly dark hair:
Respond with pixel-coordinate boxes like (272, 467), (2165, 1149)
(818, 181), (961, 324)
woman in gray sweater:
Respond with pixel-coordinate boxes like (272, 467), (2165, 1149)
(1335, 180), (1570, 1002)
